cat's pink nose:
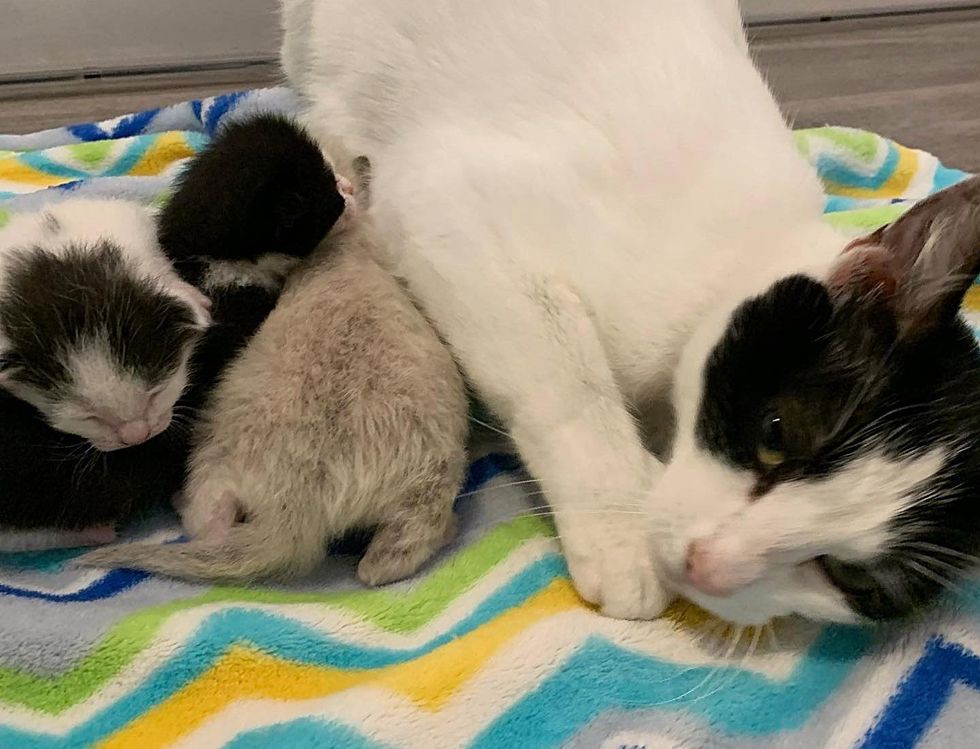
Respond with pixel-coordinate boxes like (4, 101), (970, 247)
(684, 539), (738, 597)
(117, 420), (152, 446)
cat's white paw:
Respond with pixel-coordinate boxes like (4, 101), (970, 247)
(560, 521), (673, 619)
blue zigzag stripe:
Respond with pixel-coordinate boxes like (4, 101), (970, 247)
(0, 553), (876, 749)
(0, 569), (147, 603)
(859, 637), (980, 749)
(473, 626), (872, 748)
(203, 92), (248, 135)
(0, 554), (566, 748)
(228, 718), (387, 749)
(17, 152), (90, 180)
(815, 143), (899, 191)
(108, 108), (161, 139)
(66, 123), (107, 142)
(0, 454), (517, 600)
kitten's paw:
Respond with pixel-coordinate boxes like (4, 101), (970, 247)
(561, 523), (672, 620)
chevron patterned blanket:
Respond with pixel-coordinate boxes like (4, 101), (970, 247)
(0, 89), (978, 749)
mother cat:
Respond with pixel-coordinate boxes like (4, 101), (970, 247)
(283, 0), (980, 623)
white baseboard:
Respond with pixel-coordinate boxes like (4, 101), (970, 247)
(1, 0), (280, 83)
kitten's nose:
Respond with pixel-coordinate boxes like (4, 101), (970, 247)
(684, 539), (738, 597)
(117, 420), (152, 446)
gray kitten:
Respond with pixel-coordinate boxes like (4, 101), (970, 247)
(83, 191), (469, 586)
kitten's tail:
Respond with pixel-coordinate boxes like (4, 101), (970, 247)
(76, 518), (325, 583)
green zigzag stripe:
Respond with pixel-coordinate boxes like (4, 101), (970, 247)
(823, 204), (909, 233)
(798, 127), (882, 162)
(0, 516), (553, 713)
(67, 141), (114, 171)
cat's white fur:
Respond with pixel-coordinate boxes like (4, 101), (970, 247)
(283, 0), (947, 622)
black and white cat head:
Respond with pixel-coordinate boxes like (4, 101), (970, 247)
(658, 176), (980, 625)
(0, 200), (211, 451)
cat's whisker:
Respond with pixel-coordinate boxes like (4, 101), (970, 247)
(519, 507), (652, 519)
(825, 340), (900, 447)
(666, 624), (744, 705)
(452, 478), (543, 501)
(454, 481), (652, 512)
(903, 558), (963, 594)
(899, 541), (980, 566)
(830, 400), (932, 455)
(764, 622), (780, 652)
(468, 416), (512, 440)
(172, 405), (201, 420)
(908, 552), (965, 576)
(689, 624), (760, 706)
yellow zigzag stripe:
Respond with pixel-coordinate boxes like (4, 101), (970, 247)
(831, 144), (918, 199)
(963, 285), (980, 313)
(129, 132), (197, 177)
(0, 162), (67, 188)
(99, 579), (582, 749)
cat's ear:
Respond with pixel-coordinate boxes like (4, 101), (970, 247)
(829, 175), (980, 336)
(168, 278), (213, 331)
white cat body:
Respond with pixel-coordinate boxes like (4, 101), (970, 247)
(284, 0), (980, 623)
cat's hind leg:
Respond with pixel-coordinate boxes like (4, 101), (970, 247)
(357, 475), (460, 587)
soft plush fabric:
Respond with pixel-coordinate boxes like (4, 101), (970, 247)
(0, 90), (978, 749)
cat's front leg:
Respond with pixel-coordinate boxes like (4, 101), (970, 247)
(464, 276), (673, 619)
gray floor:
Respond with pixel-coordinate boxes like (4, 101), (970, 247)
(0, 64), (282, 135)
(1, 10), (978, 170)
(751, 9), (980, 171)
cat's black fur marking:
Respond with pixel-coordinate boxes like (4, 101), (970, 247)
(696, 274), (980, 620)
(0, 116), (343, 532)
(0, 242), (198, 392)
(159, 114), (345, 265)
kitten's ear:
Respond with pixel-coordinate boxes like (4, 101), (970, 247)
(829, 175), (980, 335)
(170, 279), (213, 331)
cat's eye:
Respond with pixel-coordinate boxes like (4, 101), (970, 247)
(756, 413), (786, 468)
